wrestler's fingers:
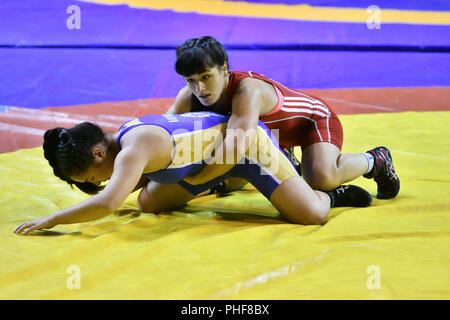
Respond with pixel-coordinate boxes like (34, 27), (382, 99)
(22, 223), (38, 235)
(15, 222), (35, 235)
(14, 222), (29, 234)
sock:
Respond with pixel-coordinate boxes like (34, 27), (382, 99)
(363, 152), (374, 174)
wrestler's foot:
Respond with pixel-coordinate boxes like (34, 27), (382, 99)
(326, 185), (373, 208)
(207, 180), (228, 195)
(283, 147), (302, 176)
(363, 146), (400, 199)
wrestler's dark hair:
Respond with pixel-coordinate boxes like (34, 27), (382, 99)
(175, 36), (229, 77)
(43, 122), (105, 195)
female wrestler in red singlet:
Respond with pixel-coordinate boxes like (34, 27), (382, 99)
(166, 36), (400, 201)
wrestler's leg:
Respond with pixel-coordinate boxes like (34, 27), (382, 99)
(263, 173), (372, 225)
(269, 176), (331, 225)
(137, 180), (196, 213)
(137, 176), (247, 213)
(222, 177), (248, 192)
(301, 142), (368, 191)
(236, 125), (371, 225)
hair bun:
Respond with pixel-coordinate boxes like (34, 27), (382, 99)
(58, 128), (72, 148)
(43, 127), (74, 162)
(43, 128), (60, 164)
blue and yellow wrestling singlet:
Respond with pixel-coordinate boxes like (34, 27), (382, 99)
(117, 111), (299, 198)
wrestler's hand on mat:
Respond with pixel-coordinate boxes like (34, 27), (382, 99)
(14, 216), (57, 235)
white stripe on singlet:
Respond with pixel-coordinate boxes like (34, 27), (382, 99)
(252, 73), (332, 143)
(280, 106), (329, 118)
(283, 99), (330, 114)
(261, 74), (331, 114)
(326, 116), (331, 142)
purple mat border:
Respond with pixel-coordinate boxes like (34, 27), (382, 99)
(1, 48), (448, 109)
(0, 0), (448, 109)
(0, 0), (449, 49)
(225, 0), (450, 11)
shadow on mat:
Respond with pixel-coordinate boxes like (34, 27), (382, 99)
(26, 230), (82, 236)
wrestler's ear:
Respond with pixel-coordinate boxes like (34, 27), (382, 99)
(221, 61), (228, 73)
(92, 146), (107, 165)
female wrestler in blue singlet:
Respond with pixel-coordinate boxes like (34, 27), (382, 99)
(15, 112), (371, 235)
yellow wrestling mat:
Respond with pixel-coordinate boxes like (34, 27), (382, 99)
(1, 111), (449, 299)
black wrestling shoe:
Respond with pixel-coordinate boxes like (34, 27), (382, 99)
(283, 147), (302, 176)
(208, 181), (228, 195)
(363, 146), (400, 199)
(326, 185), (373, 208)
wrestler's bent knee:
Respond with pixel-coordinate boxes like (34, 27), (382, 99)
(137, 187), (161, 213)
(305, 169), (340, 191)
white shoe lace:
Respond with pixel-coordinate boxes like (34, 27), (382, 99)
(335, 185), (349, 194)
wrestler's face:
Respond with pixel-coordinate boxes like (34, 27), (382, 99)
(71, 147), (113, 186)
(184, 64), (228, 106)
